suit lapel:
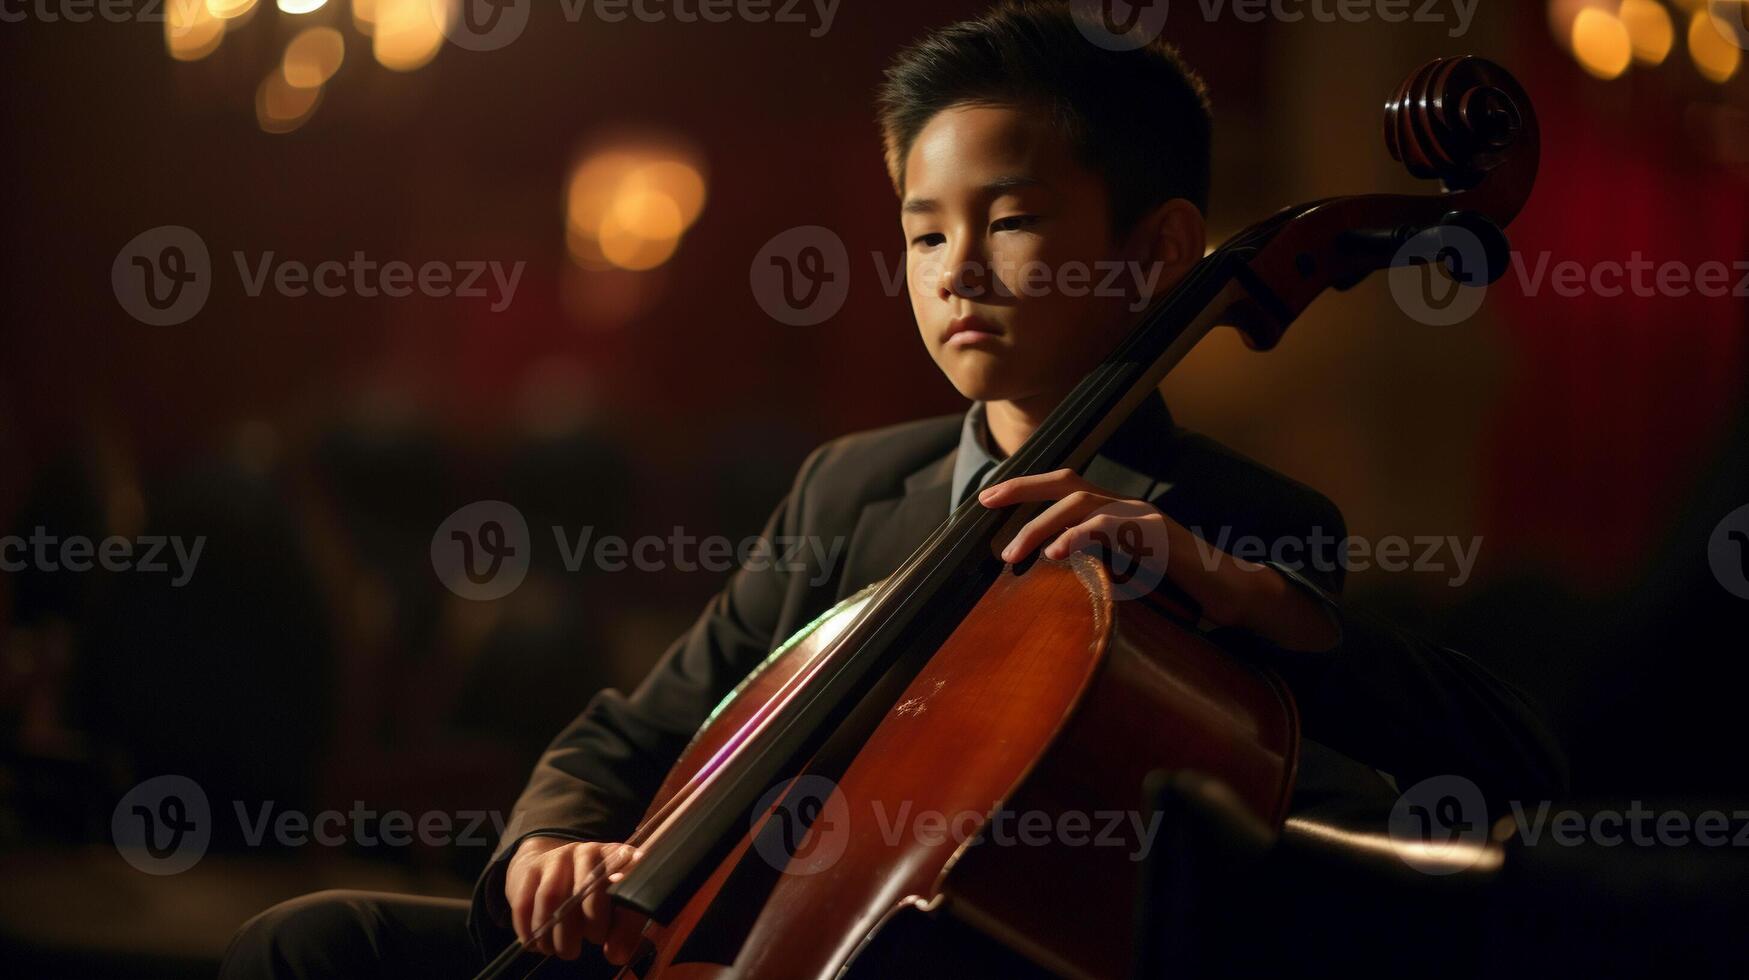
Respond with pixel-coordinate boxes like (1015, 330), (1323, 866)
(837, 451), (954, 598)
(834, 391), (1180, 598)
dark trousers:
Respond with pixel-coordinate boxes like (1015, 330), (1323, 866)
(219, 890), (617, 980)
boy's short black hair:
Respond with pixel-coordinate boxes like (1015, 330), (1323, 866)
(876, 0), (1212, 234)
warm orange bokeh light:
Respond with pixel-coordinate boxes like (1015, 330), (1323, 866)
(283, 27), (346, 88)
(166, 1), (225, 61)
(566, 145), (708, 272)
(1690, 7), (1745, 82)
(1572, 7), (1634, 79)
(207, 0), (259, 19)
(373, 0), (447, 72)
(1621, 0), (1676, 65)
(256, 71), (323, 133)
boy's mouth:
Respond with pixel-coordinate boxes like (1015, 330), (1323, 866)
(943, 314), (1003, 349)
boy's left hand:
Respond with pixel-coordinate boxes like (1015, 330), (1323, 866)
(978, 469), (1339, 653)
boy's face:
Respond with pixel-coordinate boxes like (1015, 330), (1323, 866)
(900, 103), (1148, 407)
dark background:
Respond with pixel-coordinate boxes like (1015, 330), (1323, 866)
(1, 0), (1746, 975)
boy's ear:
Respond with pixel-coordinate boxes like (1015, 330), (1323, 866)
(1126, 198), (1207, 277)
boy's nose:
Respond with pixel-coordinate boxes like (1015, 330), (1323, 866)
(937, 246), (989, 301)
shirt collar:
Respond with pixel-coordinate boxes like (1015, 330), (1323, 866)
(950, 402), (1004, 510)
(946, 392), (1178, 515)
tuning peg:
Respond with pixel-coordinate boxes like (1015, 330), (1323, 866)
(1431, 210), (1512, 286)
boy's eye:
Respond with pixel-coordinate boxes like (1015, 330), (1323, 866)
(911, 232), (946, 248)
(990, 215), (1040, 233)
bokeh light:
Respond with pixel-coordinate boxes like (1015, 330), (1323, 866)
(1551, 0), (1749, 83)
(373, 0), (448, 72)
(165, 1), (225, 61)
(1691, 7), (1745, 81)
(282, 27), (346, 88)
(1621, 0), (1676, 64)
(1548, 0), (1608, 49)
(255, 70), (324, 134)
(1572, 7), (1634, 79)
(566, 146), (708, 272)
(207, 0), (259, 20)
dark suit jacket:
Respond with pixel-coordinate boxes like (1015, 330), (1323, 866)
(468, 394), (1568, 948)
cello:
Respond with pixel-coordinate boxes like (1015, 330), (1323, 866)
(476, 55), (1539, 980)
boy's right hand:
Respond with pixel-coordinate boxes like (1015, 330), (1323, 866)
(505, 837), (647, 965)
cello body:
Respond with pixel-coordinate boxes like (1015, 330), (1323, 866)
(626, 554), (1299, 979)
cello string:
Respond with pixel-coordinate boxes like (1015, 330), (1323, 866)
(512, 954), (554, 980)
(472, 887), (593, 980)
(469, 613), (880, 980)
(471, 846), (638, 980)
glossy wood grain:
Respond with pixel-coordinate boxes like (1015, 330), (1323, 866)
(624, 554), (1296, 980)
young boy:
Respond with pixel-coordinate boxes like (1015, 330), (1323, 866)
(223, 3), (1565, 976)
